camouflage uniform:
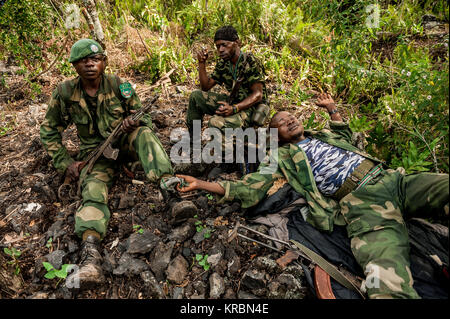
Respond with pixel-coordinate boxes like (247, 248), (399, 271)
(40, 74), (173, 238)
(216, 120), (449, 299)
(186, 52), (268, 132)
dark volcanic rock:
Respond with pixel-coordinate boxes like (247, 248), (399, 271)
(149, 241), (175, 282)
(209, 272), (225, 299)
(166, 255), (188, 284)
(140, 271), (165, 298)
(218, 202), (240, 216)
(241, 269), (267, 291)
(126, 230), (160, 255)
(167, 220), (196, 242)
(113, 253), (149, 276)
(268, 273), (306, 299)
(195, 196), (209, 212)
(44, 250), (67, 270)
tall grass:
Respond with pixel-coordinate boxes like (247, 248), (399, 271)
(0, 0), (448, 172)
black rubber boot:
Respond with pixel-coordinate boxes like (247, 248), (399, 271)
(66, 234), (105, 290)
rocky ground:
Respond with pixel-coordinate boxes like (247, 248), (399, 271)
(0, 64), (310, 300)
(1, 18), (446, 299)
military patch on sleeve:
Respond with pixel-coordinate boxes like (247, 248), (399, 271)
(119, 82), (134, 99)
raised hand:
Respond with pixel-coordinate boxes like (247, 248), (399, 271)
(316, 93), (336, 110)
(197, 47), (209, 64)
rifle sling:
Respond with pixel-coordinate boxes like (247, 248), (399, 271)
(290, 239), (366, 299)
(227, 78), (243, 104)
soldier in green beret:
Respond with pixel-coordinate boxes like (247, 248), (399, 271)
(40, 39), (192, 289)
(177, 93), (449, 299)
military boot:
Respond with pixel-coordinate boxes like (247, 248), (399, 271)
(66, 231), (105, 290)
(169, 200), (197, 226)
(159, 175), (197, 225)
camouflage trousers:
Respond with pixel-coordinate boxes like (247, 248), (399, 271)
(186, 90), (255, 133)
(339, 169), (449, 299)
(74, 126), (173, 239)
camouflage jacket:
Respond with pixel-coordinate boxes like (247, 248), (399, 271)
(40, 74), (152, 174)
(211, 52), (268, 105)
(217, 121), (382, 233)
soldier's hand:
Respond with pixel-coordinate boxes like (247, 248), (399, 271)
(197, 47), (209, 64)
(66, 161), (85, 182)
(215, 101), (233, 116)
(175, 174), (198, 192)
(123, 110), (139, 133)
(315, 93), (336, 111)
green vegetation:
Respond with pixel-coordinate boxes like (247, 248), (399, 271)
(194, 219), (213, 239)
(46, 237), (53, 250)
(42, 262), (73, 287)
(195, 253), (210, 271)
(3, 247), (22, 276)
(133, 224), (145, 234)
(0, 0), (448, 173)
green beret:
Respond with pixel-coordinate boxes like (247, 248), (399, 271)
(69, 39), (104, 63)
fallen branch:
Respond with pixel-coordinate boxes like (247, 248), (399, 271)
(29, 35), (70, 82)
(136, 68), (176, 96)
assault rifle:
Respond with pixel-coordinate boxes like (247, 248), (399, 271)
(228, 221), (366, 299)
(58, 94), (160, 200)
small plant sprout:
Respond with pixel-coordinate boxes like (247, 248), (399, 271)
(3, 247), (22, 275)
(195, 220), (204, 232)
(195, 254), (210, 271)
(46, 237), (53, 250)
(133, 224), (144, 234)
(42, 262), (73, 287)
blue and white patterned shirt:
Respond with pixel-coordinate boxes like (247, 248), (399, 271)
(297, 137), (364, 195)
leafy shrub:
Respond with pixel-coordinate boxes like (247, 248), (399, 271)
(0, 0), (54, 65)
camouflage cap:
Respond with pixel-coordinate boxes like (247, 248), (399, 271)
(69, 39), (105, 63)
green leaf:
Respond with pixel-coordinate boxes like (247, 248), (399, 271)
(12, 248), (21, 257)
(46, 237), (53, 249)
(42, 262), (55, 272)
(195, 254), (203, 261)
(55, 269), (68, 279)
(3, 248), (12, 256)
(305, 112), (315, 129)
(44, 271), (56, 279)
(60, 264), (71, 273)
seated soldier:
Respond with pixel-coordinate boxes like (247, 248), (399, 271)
(40, 39), (193, 289)
(186, 25), (269, 168)
(177, 93), (449, 299)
